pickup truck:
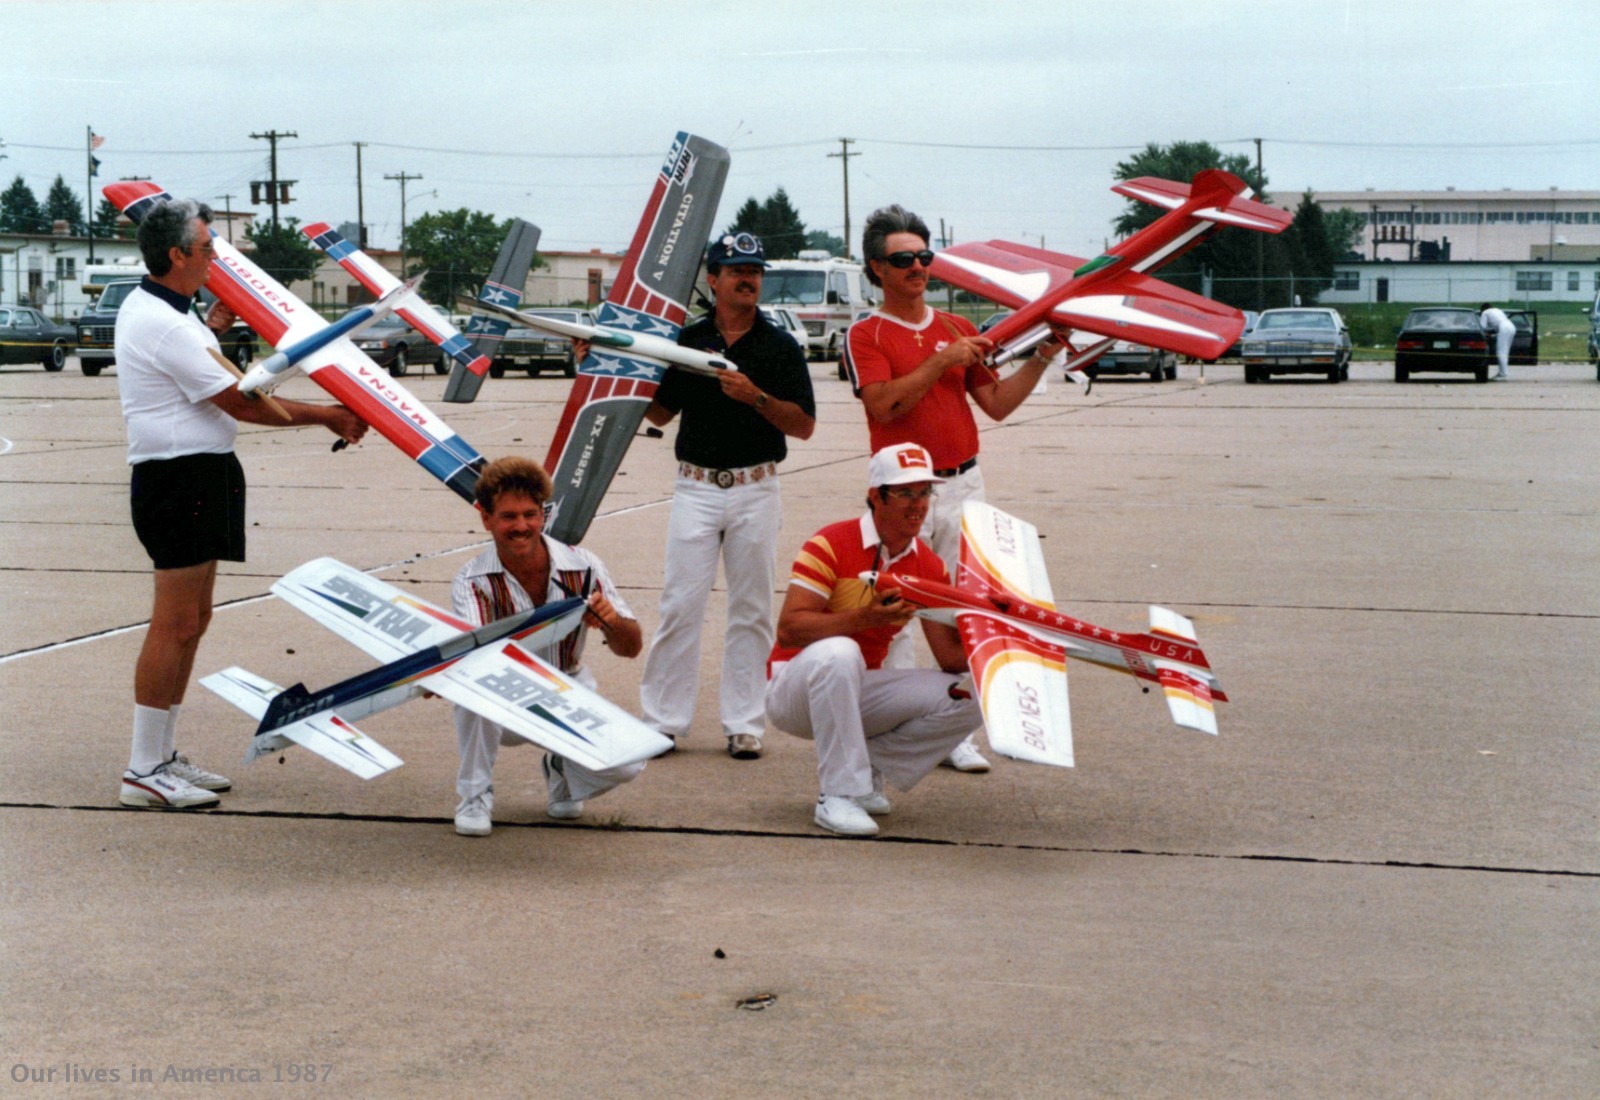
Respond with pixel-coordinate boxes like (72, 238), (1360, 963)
(0, 305), (75, 371)
(76, 279), (256, 376)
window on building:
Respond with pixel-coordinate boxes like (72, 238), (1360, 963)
(1333, 270), (1359, 291)
(55, 257), (77, 281)
(1569, 272), (1580, 292)
(1514, 271), (1552, 292)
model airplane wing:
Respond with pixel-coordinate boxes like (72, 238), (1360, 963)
(103, 182), (487, 502)
(543, 131), (729, 544)
(955, 502), (1074, 767)
(303, 221), (491, 380)
(204, 558), (670, 777)
(933, 240), (1248, 362)
(446, 218), (541, 402)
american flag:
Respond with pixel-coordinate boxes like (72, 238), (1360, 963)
(90, 132), (105, 150)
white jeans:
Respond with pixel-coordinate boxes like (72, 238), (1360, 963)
(1493, 323), (1514, 373)
(766, 636), (982, 797)
(639, 473), (782, 739)
(454, 708), (644, 804)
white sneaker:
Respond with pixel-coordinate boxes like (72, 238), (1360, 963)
(164, 752), (231, 792)
(942, 736), (991, 773)
(454, 792), (493, 836)
(119, 764), (220, 809)
(814, 795), (879, 837)
(856, 770), (891, 815)
(543, 755), (584, 820)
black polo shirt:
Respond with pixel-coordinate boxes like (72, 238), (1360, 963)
(656, 311), (814, 469)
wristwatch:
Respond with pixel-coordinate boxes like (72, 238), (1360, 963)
(755, 392), (769, 410)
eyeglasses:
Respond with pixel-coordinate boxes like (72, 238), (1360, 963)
(882, 485), (937, 502)
(882, 250), (935, 269)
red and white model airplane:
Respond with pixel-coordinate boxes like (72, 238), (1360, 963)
(931, 169), (1293, 371)
(103, 182), (490, 502)
(866, 501), (1227, 768)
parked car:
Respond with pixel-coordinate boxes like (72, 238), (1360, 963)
(1393, 306), (1535, 383)
(1587, 295), (1600, 379)
(487, 308), (596, 378)
(1087, 340), (1177, 382)
(761, 306), (814, 357)
(837, 306), (879, 380)
(1240, 307), (1352, 383)
(353, 317), (446, 377)
(0, 305), (75, 371)
(1216, 310), (1259, 360)
(76, 279), (254, 376)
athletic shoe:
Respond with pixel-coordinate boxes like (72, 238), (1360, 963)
(543, 755), (584, 820)
(119, 765), (220, 809)
(727, 733), (763, 760)
(814, 795), (879, 837)
(855, 769), (892, 815)
(942, 736), (991, 773)
(164, 753), (231, 792)
(454, 792), (492, 836)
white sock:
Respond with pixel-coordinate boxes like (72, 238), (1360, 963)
(162, 703), (181, 761)
(129, 705), (169, 775)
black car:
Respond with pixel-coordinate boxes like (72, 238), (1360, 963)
(1394, 307), (1536, 382)
(76, 279), (254, 376)
(0, 305), (75, 371)
(353, 317), (446, 377)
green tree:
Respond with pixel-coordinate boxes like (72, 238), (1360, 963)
(724, 187), (808, 260)
(404, 208), (542, 308)
(0, 176), (45, 233)
(92, 197), (126, 239)
(44, 175), (86, 235)
(245, 216), (322, 287)
(804, 228), (846, 256)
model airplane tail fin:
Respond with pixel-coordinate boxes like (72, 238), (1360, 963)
(303, 222), (493, 380)
(447, 218), (541, 403)
(1114, 171), (1293, 234)
(199, 666), (406, 778)
(1145, 606), (1227, 734)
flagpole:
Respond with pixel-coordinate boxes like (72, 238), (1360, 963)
(85, 126), (95, 264)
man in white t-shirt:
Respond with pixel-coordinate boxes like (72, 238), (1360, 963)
(116, 197), (366, 810)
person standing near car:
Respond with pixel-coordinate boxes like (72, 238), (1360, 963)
(845, 203), (1063, 772)
(635, 233), (816, 760)
(1479, 302), (1514, 381)
(116, 198), (366, 809)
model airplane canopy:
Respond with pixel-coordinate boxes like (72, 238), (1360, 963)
(541, 131), (730, 543)
(202, 558), (671, 779)
(868, 501), (1227, 768)
(104, 181), (489, 501)
(931, 169), (1293, 364)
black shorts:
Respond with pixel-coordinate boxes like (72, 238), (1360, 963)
(130, 452), (247, 570)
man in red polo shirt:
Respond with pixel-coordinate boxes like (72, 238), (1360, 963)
(764, 443), (982, 837)
(846, 204), (1064, 772)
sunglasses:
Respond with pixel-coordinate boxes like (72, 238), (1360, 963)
(882, 249), (935, 269)
(882, 485), (937, 502)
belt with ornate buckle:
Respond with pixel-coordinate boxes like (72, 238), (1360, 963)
(679, 460), (778, 489)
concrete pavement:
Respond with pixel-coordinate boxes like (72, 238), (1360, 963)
(1, 357), (1595, 1097)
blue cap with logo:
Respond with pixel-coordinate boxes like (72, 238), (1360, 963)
(707, 232), (767, 271)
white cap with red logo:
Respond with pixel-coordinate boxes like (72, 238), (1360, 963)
(867, 443), (944, 488)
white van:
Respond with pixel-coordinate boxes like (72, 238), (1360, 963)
(759, 250), (878, 359)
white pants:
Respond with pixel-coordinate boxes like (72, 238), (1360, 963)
(1493, 323), (1514, 373)
(454, 708), (644, 803)
(884, 462), (986, 671)
(639, 473), (782, 738)
(766, 636), (982, 797)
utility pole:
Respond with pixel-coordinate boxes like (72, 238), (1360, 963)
(84, 127), (98, 263)
(385, 171), (423, 273)
(217, 194), (235, 242)
(249, 129), (298, 231)
(353, 142), (368, 248)
(1253, 137), (1265, 311)
(828, 138), (858, 259)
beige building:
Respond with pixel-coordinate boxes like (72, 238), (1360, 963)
(1300, 189), (1600, 263)
(307, 247), (626, 311)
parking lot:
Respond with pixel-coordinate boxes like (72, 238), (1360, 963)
(1, 355), (1595, 1097)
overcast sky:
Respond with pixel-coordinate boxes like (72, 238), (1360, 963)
(4, 0), (1594, 259)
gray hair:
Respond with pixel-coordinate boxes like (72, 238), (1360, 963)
(861, 204), (931, 287)
(138, 198), (214, 276)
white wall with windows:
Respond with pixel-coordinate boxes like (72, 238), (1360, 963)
(1321, 261), (1600, 305)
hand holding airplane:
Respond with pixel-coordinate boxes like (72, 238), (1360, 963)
(862, 500), (1227, 769)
